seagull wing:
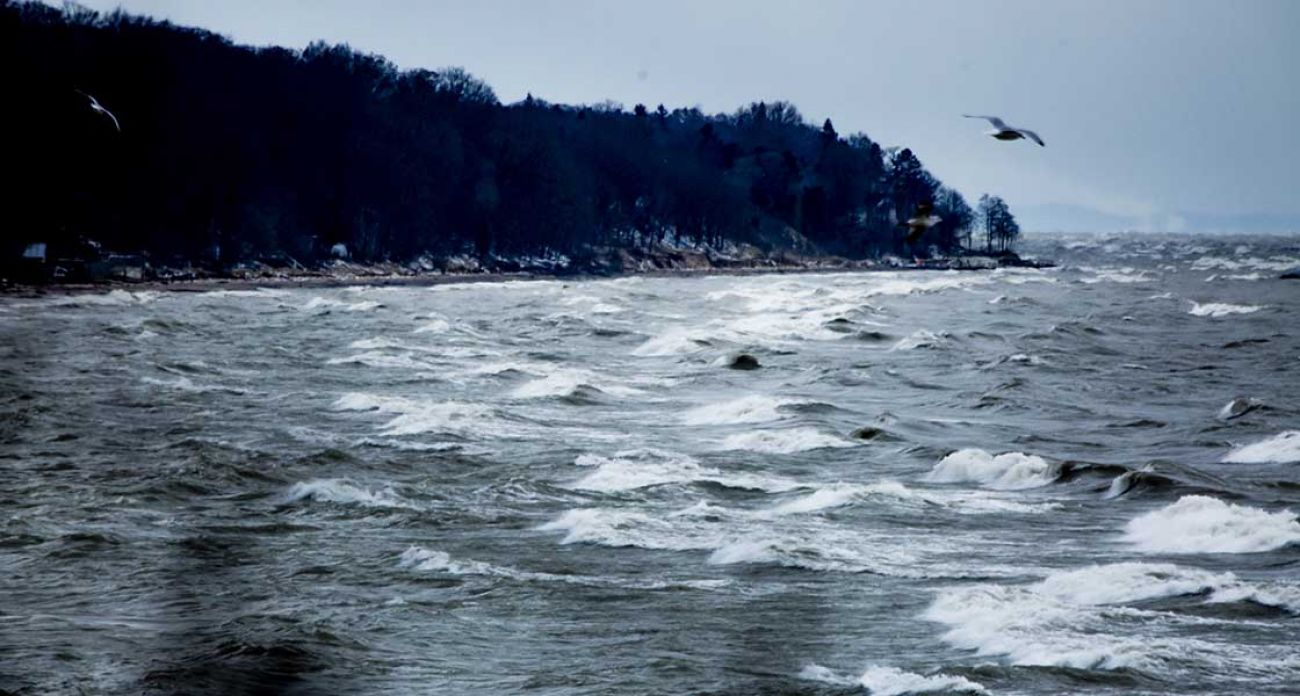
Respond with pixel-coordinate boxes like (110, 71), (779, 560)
(963, 114), (1008, 130)
(102, 107), (121, 132)
(1016, 128), (1044, 146)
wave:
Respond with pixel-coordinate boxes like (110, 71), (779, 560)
(397, 546), (726, 591)
(1192, 255), (1300, 272)
(568, 449), (799, 493)
(631, 327), (720, 356)
(891, 330), (949, 351)
(719, 427), (855, 454)
(925, 562), (1299, 670)
(1222, 431), (1300, 464)
(1079, 268), (1152, 284)
(282, 478), (415, 509)
(301, 296), (383, 313)
(140, 375), (245, 395)
(511, 369), (642, 400)
(924, 449), (1055, 490)
(333, 392), (496, 437)
(43, 289), (160, 307)
(1123, 495), (1300, 553)
(1188, 302), (1264, 317)
(681, 394), (812, 426)
(798, 664), (986, 695)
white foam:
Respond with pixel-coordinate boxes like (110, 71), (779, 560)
(924, 562), (1282, 669)
(413, 318), (451, 333)
(1222, 431), (1300, 464)
(891, 330), (948, 351)
(1079, 268), (1151, 284)
(283, 478), (414, 509)
(569, 449), (798, 493)
(397, 546), (726, 591)
(1192, 255), (1300, 272)
(302, 296), (382, 313)
(798, 664), (986, 695)
(1188, 302), (1264, 317)
(925, 449), (1054, 490)
(632, 327), (719, 356)
(511, 369), (641, 399)
(326, 351), (434, 370)
(1123, 496), (1300, 553)
(681, 394), (805, 426)
(719, 427), (854, 454)
(46, 289), (160, 307)
(333, 392), (496, 436)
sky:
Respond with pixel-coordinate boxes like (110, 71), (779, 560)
(72, 0), (1300, 233)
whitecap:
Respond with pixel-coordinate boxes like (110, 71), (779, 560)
(333, 392), (496, 437)
(681, 394), (807, 426)
(1123, 495), (1300, 553)
(511, 369), (642, 399)
(283, 478), (414, 509)
(398, 546), (727, 590)
(302, 296), (382, 313)
(798, 664), (986, 695)
(924, 562), (1296, 670)
(1222, 431), (1300, 463)
(569, 449), (798, 493)
(891, 330), (948, 351)
(1188, 302), (1264, 317)
(719, 427), (854, 454)
(924, 449), (1055, 490)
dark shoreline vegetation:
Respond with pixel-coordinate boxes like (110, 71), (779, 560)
(1, 0), (1030, 289)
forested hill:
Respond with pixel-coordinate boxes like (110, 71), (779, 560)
(3, 1), (1001, 272)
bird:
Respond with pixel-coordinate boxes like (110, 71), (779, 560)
(905, 201), (942, 244)
(963, 114), (1043, 147)
(75, 89), (121, 131)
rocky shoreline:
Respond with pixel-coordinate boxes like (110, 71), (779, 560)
(2, 244), (1052, 297)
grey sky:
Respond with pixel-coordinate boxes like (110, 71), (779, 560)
(76, 0), (1300, 232)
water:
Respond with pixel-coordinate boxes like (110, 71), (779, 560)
(2, 234), (1298, 695)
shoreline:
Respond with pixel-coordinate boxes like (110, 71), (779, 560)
(2, 257), (1053, 298)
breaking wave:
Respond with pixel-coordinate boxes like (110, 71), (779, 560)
(798, 664), (986, 695)
(924, 449), (1055, 490)
(1188, 302), (1264, 317)
(1222, 431), (1300, 464)
(1123, 496), (1300, 553)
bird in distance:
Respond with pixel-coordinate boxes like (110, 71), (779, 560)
(963, 114), (1042, 146)
(75, 89), (120, 131)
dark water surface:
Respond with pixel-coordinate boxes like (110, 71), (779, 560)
(3, 234), (1298, 695)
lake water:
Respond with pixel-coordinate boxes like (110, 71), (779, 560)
(2, 233), (1298, 695)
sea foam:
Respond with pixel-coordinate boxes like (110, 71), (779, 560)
(1222, 431), (1300, 464)
(925, 562), (1295, 670)
(1123, 495), (1300, 553)
(924, 449), (1055, 490)
(798, 664), (986, 695)
(1188, 302), (1264, 317)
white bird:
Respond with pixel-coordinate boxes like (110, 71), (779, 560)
(963, 114), (1043, 147)
(75, 90), (121, 132)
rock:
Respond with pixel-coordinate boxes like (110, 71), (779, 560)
(725, 353), (761, 370)
(330, 243), (349, 259)
(849, 426), (885, 440)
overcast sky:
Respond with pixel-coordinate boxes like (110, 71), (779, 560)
(74, 0), (1300, 232)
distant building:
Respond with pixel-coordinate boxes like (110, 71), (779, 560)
(22, 243), (47, 262)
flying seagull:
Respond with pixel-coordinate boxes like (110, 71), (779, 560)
(905, 201), (942, 243)
(963, 114), (1042, 147)
(75, 90), (120, 131)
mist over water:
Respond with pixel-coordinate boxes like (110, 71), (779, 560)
(2, 233), (1298, 695)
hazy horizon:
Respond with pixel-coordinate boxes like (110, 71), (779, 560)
(64, 0), (1300, 234)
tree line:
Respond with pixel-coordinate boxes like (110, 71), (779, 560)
(1, 1), (1017, 271)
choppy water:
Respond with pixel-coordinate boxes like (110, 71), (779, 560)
(2, 234), (1299, 695)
